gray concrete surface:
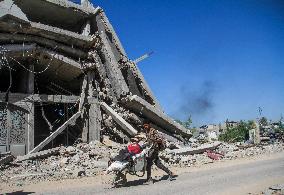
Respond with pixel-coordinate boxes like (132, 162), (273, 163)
(39, 154), (284, 195)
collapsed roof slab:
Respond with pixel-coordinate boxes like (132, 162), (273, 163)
(0, 93), (79, 104)
(15, 0), (100, 15)
(10, 0), (100, 33)
(0, 14), (95, 49)
(1, 44), (82, 72)
(121, 95), (192, 138)
(1, 44), (83, 92)
(0, 33), (87, 59)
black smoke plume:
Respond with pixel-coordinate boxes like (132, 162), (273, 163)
(178, 80), (216, 119)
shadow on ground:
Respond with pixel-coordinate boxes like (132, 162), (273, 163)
(120, 175), (177, 188)
(4, 190), (34, 195)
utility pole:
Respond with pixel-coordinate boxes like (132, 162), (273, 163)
(258, 107), (262, 117)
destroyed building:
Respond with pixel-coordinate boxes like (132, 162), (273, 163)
(0, 0), (192, 156)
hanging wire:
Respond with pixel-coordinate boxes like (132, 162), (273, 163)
(0, 45), (58, 74)
(5, 65), (12, 101)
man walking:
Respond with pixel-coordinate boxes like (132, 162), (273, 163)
(143, 123), (174, 184)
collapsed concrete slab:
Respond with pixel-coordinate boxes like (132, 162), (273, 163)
(15, 147), (60, 162)
(0, 33), (87, 59)
(121, 95), (192, 138)
(1, 44), (82, 69)
(0, 93), (79, 104)
(167, 141), (222, 155)
(0, 15), (94, 49)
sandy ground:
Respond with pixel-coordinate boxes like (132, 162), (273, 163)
(1, 151), (284, 194)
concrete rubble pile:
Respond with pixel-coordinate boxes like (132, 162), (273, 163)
(1, 139), (125, 185)
(1, 140), (283, 186)
(159, 142), (284, 168)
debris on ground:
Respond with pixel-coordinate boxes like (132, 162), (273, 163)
(160, 142), (284, 168)
(0, 139), (283, 187)
(0, 140), (124, 186)
(261, 184), (284, 195)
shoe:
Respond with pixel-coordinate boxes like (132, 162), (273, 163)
(168, 172), (177, 181)
(145, 178), (154, 184)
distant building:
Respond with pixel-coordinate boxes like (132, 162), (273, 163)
(199, 124), (219, 141)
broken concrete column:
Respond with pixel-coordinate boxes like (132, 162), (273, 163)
(87, 71), (102, 141)
(26, 102), (34, 153)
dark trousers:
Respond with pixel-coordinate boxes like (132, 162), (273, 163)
(146, 151), (171, 180)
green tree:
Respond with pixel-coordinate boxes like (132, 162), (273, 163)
(175, 115), (194, 133)
(219, 120), (251, 142)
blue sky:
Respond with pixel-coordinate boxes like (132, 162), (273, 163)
(90, 0), (284, 126)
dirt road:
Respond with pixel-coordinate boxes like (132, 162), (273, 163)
(3, 152), (284, 195)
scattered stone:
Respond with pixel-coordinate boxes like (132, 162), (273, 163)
(65, 146), (76, 154)
(0, 141), (125, 186)
(261, 183), (284, 195)
(76, 169), (86, 177)
(0, 155), (14, 165)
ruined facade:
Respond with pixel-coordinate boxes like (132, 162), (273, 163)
(0, 0), (191, 156)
